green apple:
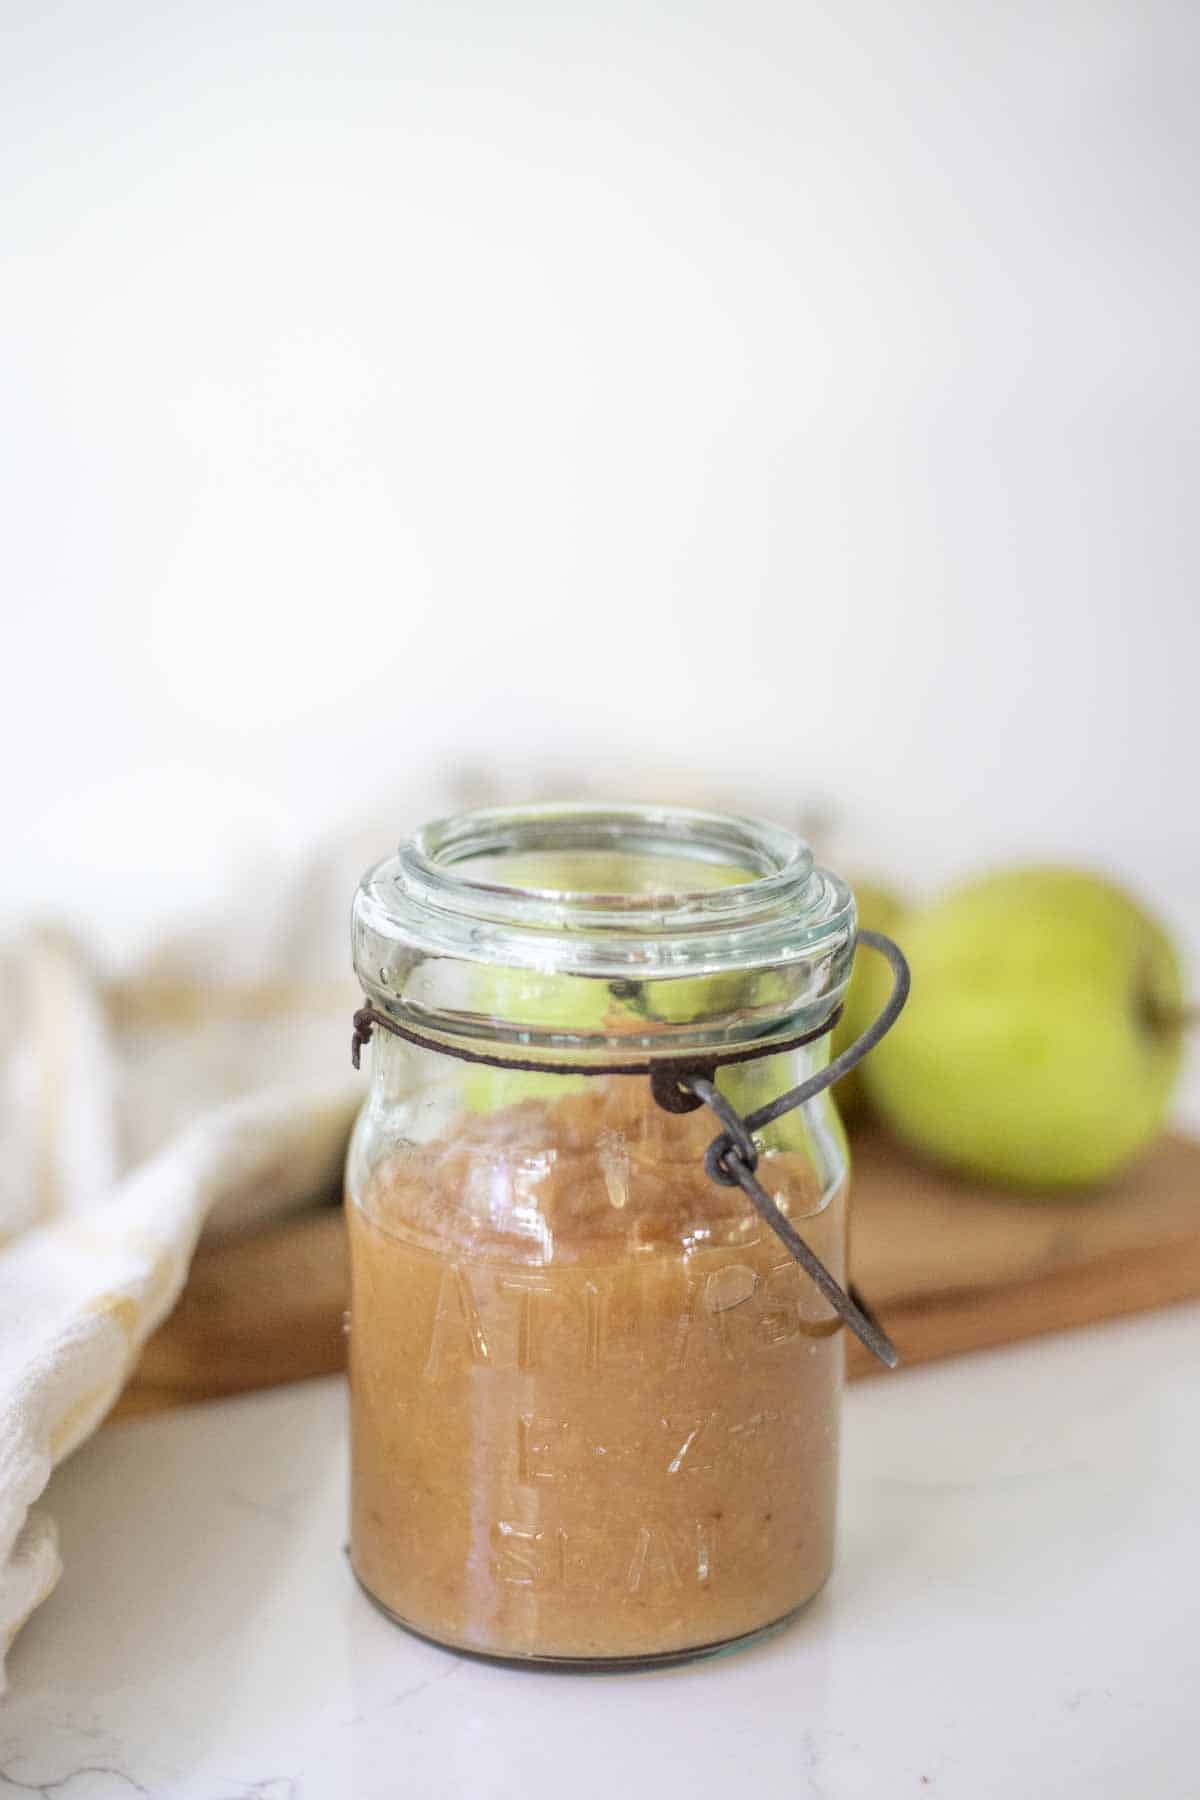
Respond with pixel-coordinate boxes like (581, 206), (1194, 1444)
(831, 880), (906, 1123)
(861, 867), (1185, 1189)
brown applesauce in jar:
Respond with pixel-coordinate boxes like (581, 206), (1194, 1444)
(348, 1076), (846, 1663)
(347, 804), (879, 1666)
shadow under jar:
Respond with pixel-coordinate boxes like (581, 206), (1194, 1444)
(346, 804), (860, 1667)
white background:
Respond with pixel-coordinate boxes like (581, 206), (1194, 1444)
(2, 0), (1196, 949)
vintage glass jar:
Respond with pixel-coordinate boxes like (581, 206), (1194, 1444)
(346, 803), (889, 1667)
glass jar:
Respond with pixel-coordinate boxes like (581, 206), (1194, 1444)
(346, 804), (864, 1667)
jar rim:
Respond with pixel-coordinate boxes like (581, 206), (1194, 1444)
(353, 803), (856, 1058)
(402, 803), (814, 931)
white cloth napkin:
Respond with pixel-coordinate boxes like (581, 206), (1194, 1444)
(0, 881), (365, 1687)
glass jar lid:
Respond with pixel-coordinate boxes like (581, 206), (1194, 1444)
(353, 803), (855, 1064)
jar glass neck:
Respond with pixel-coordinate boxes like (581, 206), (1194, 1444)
(353, 804), (855, 1065)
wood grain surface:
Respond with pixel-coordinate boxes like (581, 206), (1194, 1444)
(113, 1126), (1200, 1418)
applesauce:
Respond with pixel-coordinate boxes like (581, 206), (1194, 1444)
(348, 1076), (846, 1663)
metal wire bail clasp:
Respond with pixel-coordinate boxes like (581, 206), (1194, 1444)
(671, 931), (911, 1370)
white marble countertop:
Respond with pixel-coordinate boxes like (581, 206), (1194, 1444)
(4, 1303), (1199, 1800)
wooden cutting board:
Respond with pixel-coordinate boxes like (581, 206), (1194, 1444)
(113, 1126), (1200, 1418)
